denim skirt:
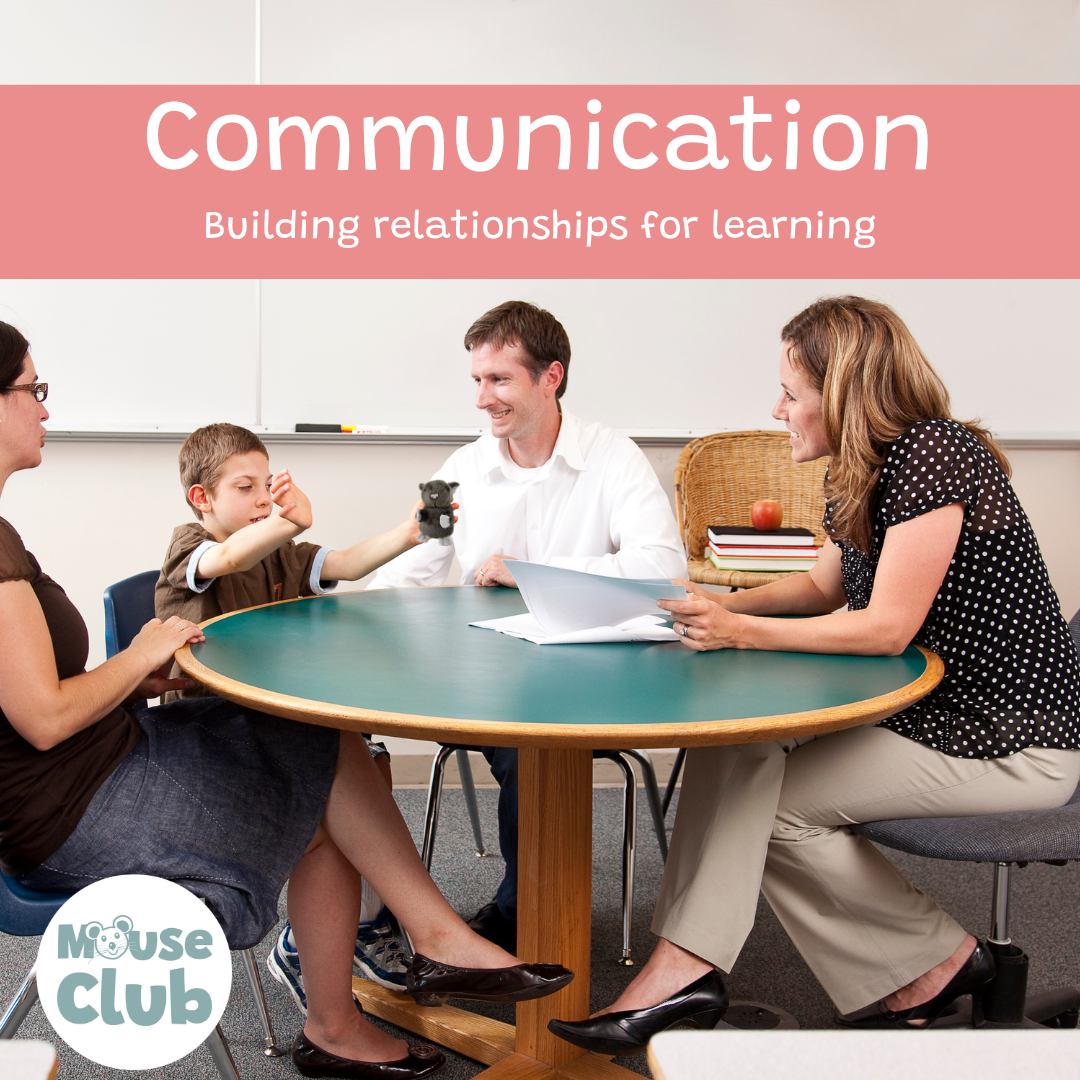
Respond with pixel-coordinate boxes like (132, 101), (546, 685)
(17, 696), (339, 949)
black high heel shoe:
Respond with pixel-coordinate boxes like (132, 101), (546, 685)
(837, 940), (996, 1029)
(547, 970), (727, 1056)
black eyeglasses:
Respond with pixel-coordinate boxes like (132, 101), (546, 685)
(8, 382), (48, 402)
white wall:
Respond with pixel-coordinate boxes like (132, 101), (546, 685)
(4, 1), (1078, 84)
(9, 279), (1078, 438)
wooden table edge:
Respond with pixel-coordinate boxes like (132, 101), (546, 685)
(175, 594), (942, 747)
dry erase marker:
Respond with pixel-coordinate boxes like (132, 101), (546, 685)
(294, 424), (389, 433)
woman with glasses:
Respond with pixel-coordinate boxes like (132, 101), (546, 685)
(0, 320), (572, 1080)
(549, 295), (1080, 1052)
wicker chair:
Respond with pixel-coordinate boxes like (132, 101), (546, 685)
(674, 430), (828, 590)
(662, 431), (831, 813)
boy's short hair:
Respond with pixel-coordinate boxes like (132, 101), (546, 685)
(179, 423), (268, 519)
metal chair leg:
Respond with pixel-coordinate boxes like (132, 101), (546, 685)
(421, 744), (455, 869)
(989, 862), (1012, 945)
(205, 1023), (242, 1080)
(623, 748), (669, 861)
(662, 747), (686, 817)
(240, 947), (285, 1056)
(455, 749), (489, 857)
(610, 752), (638, 966)
(0, 965), (37, 1038)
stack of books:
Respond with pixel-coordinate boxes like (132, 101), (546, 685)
(706, 526), (820, 573)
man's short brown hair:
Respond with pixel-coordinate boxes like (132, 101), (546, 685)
(179, 423), (268, 519)
(463, 300), (571, 399)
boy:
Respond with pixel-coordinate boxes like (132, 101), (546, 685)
(157, 423), (421, 635)
(156, 422), (428, 1010)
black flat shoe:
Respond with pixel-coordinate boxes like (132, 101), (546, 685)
(466, 901), (517, 953)
(547, 970), (728, 1057)
(406, 952), (573, 1006)
(836, 941), (996, 1029)
(291, 1031), (444, 1078)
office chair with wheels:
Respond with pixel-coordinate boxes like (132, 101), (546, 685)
(851, 790), (1080, 1027)
(103, 571), (285, 1057)
(422, 744), (669, 964)
(0, 871), (243, 1078)
(846, 610), (1080, 1028)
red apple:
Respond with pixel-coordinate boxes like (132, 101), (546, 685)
(751, 499), (783, 531)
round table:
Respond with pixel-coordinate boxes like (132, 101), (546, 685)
(178, 587), (942, 1080)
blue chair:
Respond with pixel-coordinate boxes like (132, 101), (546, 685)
(102, 570), (285, 1056)
(103, 569), (159, 663)
(0, 872), (242, 1076)
(847, 609), (1080, 1028)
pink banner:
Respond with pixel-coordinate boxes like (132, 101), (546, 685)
(0, 85), (1075, 278)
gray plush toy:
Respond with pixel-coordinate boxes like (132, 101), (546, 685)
(416, 480), (459, 546)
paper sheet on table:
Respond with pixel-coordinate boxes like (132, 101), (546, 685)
(468, 561), (685, 643)
(470, 611), (680, 644)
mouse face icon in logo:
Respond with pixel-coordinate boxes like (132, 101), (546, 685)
(87, 916), (133, 960)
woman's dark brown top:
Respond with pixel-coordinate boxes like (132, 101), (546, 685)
(0, 518), (138, 874)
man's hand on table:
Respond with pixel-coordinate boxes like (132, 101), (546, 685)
(475, 554), (518, 588)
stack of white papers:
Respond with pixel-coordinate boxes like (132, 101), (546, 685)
(469, 562), (686, 644)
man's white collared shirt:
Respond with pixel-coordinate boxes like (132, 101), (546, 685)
(370, 412), (687, 587)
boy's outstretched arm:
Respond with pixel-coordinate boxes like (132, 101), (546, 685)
(196, 471), (313, 578)
(321, 502), (456, 581)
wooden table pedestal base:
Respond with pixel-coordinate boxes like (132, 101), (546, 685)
(353, 747), (635, 1078)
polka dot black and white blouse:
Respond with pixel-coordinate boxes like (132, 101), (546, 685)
(830, 418), (1080, 759)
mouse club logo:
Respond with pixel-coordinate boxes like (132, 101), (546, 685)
(35, 875), (232, 1069)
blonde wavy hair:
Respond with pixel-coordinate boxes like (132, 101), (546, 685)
(781, 296), (1009, 553)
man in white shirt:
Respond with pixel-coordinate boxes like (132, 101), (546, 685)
(371, 300), (686, 948)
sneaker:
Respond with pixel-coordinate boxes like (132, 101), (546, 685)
(266, 922), (306, 1016)
(353, 907), (410, 991)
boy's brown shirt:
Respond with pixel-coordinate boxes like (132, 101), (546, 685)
(156, 521), (335, 697)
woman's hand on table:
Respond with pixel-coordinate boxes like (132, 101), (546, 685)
(659, 581), (743, 651)
(0, 585), (207, 751)
(128, 616), (205, 672)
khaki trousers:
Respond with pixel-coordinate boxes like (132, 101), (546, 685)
(652, 725), (1080, 1014)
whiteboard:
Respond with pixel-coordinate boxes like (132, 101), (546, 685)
(2, 277), (1077, 439)
(0, 281), (259, 431)
(3, 3), (1077, 440)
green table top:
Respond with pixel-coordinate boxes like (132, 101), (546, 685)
(181, 588), (940, 748)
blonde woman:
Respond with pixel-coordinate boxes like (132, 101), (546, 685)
(550, 295), (1080, 1052)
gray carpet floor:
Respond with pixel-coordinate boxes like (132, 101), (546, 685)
(3, 786), (1079, 1078)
